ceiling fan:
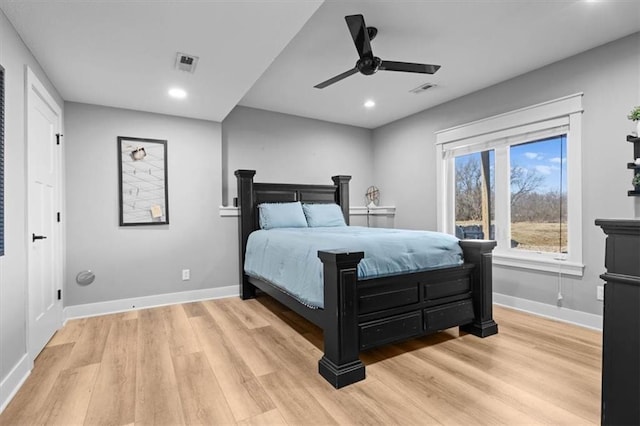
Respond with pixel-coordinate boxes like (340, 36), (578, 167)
(314, 14), (441, 89)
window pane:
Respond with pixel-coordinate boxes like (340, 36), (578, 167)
(509, 135), (567, 253)
(454, 150), (495, 240)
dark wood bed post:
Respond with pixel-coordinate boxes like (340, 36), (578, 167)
(331, 175), (351, 225)
(318, 250), (366, 388)
(458, 240), (498, 337)
(235, 169), (257, 300)
(321, 175), (366, 388)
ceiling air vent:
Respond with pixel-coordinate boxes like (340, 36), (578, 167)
(409, 82), (436, 94)
(175, 52), (199, 73)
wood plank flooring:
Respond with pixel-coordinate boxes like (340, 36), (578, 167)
(0, 297), (602, 425)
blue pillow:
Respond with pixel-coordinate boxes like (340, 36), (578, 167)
(302, 203), (347, 227)
(258, 202), (308, 230)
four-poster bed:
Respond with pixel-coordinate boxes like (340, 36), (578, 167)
(235, 169), (497, 388)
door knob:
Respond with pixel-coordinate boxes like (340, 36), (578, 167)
(32, 233), (47, 242)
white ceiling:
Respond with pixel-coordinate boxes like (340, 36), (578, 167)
(0, 0), (322, 122)
(2, 1), (639, 129)
(241, 0), (640, 128)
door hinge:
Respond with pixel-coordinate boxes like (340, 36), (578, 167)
(57, 212), (61, 222)
(57, 289), (62, 300)
(56, 133), (63, 145)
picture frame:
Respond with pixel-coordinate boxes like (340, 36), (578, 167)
(117, 136), (169, 226)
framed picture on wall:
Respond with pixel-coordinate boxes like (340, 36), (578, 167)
(117, 136), (169, 226)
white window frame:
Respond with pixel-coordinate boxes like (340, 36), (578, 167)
(435, 93), (584, 276)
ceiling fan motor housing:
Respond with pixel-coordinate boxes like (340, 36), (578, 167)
(357, 56), (382, 75)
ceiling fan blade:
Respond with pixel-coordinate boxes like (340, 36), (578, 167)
(314, 67), (359, 89)
(379, 61), (441, 74)
(345, 14), (373, 60)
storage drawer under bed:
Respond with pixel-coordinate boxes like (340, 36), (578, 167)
(358, 299), (475, 350)
(359, 311), (422, 350)
(357, 269), (472, 315)
(424, 299), (474, 332)
(358, 282), (420, 314)
(423, 276), (471, 301)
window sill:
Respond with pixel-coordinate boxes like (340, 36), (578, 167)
(349, 206), (396, 216)
(219, 206), (240, 217)
(492, 251), (584, 277)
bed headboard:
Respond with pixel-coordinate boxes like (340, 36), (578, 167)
(234, 170), (351, 296)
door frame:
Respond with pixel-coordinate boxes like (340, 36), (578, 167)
(25, 65), (64, 360)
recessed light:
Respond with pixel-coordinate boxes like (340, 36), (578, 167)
(168, 88), (187, 99)
(364, 100), (375, 108)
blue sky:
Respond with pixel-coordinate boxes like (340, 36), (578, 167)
(455, 135), (567, 194)
(510, 135), (567, 193)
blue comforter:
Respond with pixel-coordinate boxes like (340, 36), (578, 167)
(244, 226), (463, 308)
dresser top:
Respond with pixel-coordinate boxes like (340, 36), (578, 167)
(596, 219), (640, 235)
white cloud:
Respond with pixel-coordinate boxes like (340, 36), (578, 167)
(524, 152), (540, 160)
(549, 157), (566, 164)
(535, 165), (553, 175)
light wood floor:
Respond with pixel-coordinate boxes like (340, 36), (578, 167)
(1, 297), (602, 425)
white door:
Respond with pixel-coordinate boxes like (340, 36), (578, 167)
(27, 67), (63, 358)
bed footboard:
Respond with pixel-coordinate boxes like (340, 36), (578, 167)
(317, 240), (497, 389)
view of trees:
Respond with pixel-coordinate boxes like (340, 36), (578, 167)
(455, 155), (567, 223)
(455, 156), (488, 222)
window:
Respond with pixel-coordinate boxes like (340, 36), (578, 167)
(0, 65), (4, 256)
(454, 150), (495, 240)
(510, 135), (567, 253)
(436, 94), (583, 276)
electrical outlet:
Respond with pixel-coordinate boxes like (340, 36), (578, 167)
(182, 269), (190, 281)
(596, 285), (604, 301)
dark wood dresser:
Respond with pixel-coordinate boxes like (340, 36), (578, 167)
(595, 219), (639, 426)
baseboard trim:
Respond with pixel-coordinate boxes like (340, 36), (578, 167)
(64, 286), (239, 320)
(0, 354), (32, 414)
(494, 293), (603, 331)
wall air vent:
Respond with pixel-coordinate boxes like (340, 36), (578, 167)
(175, 52), (199, 73)
(409, 82), (436, 94)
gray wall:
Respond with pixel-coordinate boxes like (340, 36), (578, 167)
(372, 33), (640, 315)
(64, 103), (237, 306)
(0, 10), (64, 399)
(223, 106), (374, 209)
(64, 103), (376, 308)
